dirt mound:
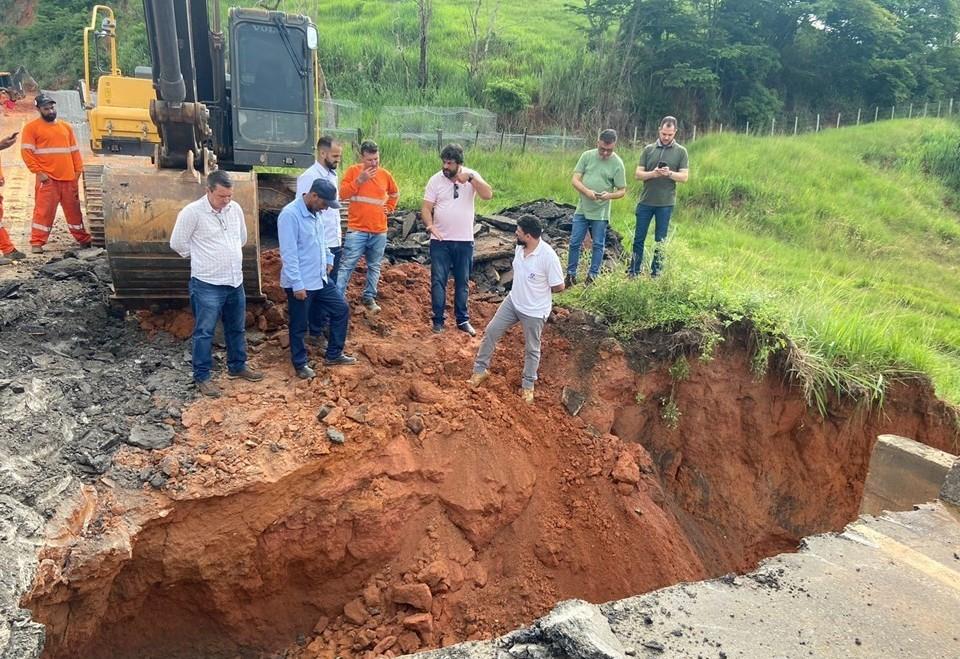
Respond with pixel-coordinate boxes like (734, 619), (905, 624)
(19, 258), (959, 659)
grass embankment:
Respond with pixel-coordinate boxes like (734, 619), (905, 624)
(369, 119), (960, 409)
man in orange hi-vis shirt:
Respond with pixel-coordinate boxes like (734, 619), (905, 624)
(335, 140), (399, 314)
(20, 93), (92, 253)
(0, 131), (27, 265)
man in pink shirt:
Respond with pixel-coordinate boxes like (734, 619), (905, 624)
(421, 143), (493, 336)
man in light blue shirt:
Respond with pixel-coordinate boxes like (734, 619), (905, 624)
(278, 178), (357, 379)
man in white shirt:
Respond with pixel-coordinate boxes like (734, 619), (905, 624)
(297, 136), (343, 346)
(469, 215), (565, 403)
(170, 170), (264, 398)
(421, 143), (493, 336)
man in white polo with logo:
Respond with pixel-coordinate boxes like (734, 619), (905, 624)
(469, 214), (564, 403)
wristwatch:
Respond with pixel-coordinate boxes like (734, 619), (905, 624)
(467, 173), (474, 183)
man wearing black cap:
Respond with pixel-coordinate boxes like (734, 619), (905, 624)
(20, 93), (92, 253)
(278, 178), (357, 379)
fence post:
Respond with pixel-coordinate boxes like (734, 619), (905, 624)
(770, 118), (775, 136)
(499, 128), (505, 150)
(357, 127), (363, 144)
(692, 125), (697, 141)
(632, 126), (638, 145)
(856, 108), (861, 125)
(521, 128), (528, 154)
(836, 113), (841, 129)
(745, 120), (750, 135)
(874, 106), (879, 122)
(950, 98), (954, 116)
(891, 105), (895, 119)
(475, 129), (480, 148)
(923, 102), (928, 117)
(436, 128), (442, 154)
(719, 123), (723, 135)
(816, 114), (820, 132)
(794, 116), (798, 135)
(937, 101), (942, 117)
(908, 103), (913, 118)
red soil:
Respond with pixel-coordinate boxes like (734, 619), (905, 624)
(22, 259), (958, 659)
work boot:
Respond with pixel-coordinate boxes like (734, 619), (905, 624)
(0, 256), (10, 266)
(196, 380), (221, 398)
(324, 353), (358, 367)
(295, 365), (316, 380)
(432, 322), (444, 334)
(227, 367), (264, 382)
(4, 250), (25, 261)
(521, 387), (535, 404)
(305, 334), (327, 348)
(362, 298), (381, 314)
(584, 274), (596, 286)
(457, 322), (477, 337)
(30, 245), (43, 254)
(468, 371), (489, 387)
(564, 273), (576, 288)
(78, 240), (92, 249)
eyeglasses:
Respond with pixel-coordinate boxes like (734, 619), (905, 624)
(453, 182), (459, 199)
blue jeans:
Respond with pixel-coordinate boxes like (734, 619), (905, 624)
(567, 214), (607, 277)
(189, 277), (247, 383)
(430, 240), (473, 326)
(286, 284), (349, 367)
(336, 231), (387, 301)
(630, 204), (673, 277)
(310, 246), (342, 337)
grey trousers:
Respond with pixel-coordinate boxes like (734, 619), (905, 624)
(473, 295), (546, 390)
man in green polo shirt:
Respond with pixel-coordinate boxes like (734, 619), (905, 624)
(566, 128), (627, 287)
(630, 116), (689, 277)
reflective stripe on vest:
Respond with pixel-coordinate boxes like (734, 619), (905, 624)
(349, 195), (387, 206)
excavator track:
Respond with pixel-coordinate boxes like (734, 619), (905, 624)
(82, 164), (106, 247)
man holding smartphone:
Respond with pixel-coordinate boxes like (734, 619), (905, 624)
(631, 116), (689, 277)
(567, 128), (627, 287)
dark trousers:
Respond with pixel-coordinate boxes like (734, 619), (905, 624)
(310, 246), (343, 337)
(189, 277), (247, 382)
(630, 204), (674, 277)
(286, 284), (349, 367)
(430, 240), (473, 326)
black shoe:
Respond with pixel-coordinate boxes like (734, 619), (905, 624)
(227, 368), (264, 381)
(324, 353), (358, 367)
(584, 274), (596, 286)
(295, 365), (316, 380)
(564, 273), (576, 288)
(457, 322), (477, 337)
(432, 322), (444, 334)
(305, 334), (327, 348)
(5, 250), (26, 261)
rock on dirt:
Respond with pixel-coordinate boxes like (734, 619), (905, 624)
(500, 599), (626, 659)
(127, 423), (176, 450)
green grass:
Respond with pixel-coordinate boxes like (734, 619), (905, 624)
(346, 119), (960, 408)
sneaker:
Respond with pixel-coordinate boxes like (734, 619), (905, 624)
(468, 371), (489, 387)
(30, 245), (43, 254)
(457, 322), (477, 337)
(564, 273), (576, 288)
(584, 274), (596, 286)
(362, 298), (381, 314)
(295, 365), (316, 380)
(432, 322), (444, 334)
(324, 353), (358, 367)
(5, 250), (25, 261)
(227, 367), (264, 382)
(0, 256), (11, 266)
(521, 387), (535, 404)
(196, 380), (221, 398)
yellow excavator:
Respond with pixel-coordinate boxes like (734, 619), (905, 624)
(81, 1), (318, 308)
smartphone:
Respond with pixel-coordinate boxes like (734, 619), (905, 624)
(657, 161), (669, 169)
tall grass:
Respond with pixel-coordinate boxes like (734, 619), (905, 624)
(349, 119), (960, 407)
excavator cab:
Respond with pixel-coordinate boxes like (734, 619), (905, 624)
(83, 1), (320, 309)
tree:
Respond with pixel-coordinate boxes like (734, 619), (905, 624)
(416, 0), (433, 94)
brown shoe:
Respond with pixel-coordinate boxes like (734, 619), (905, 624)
(228, 367), (264, 381)
(521, 387), (535, 404)
(30, 245), (43, 254)
(468, 371), (489, 387)
(197, 380), (221, 398)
